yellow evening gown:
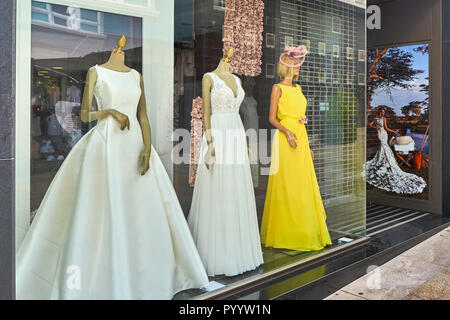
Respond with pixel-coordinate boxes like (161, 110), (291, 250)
(260, 83), (332, 251)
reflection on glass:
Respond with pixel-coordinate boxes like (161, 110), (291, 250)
(30, 1), (142, 212)
(173, 0), (367, 298)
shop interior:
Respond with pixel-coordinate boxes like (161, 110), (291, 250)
(27, 0), (367, 299)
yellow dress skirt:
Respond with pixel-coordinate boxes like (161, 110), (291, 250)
(260, 84), (332, 251)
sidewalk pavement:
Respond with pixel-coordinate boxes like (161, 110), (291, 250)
(324, 226), (450, 300)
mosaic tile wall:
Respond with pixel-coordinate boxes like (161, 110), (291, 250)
(276, 0), (366, 204)
(187, 0), (367, 236)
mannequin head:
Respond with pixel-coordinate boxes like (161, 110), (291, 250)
(278, 45), (307, 81)
(224, 48), (234, 63)
(278, 55), (300, 81)
(114, 35), (127, 54)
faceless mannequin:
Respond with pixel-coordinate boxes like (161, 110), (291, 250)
(202, 48), (248, 169)
(80, 35), (152, 175)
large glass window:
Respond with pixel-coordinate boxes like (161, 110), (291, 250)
(18, 0), (367, 300)
(172, 0), (367, 298)
(30, 1), (142, 212)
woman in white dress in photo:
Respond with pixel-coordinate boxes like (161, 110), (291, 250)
(365, 107), (426, 194)
(16, 42), (209, 300)
(188, 52), (263, 277)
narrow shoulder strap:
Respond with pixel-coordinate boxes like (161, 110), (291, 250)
(207, 72), (217, 81)
(232, 74), (240, 86)
(205, 72), (217, 88)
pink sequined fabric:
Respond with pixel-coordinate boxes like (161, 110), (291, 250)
(189, 97), (205, 187)
(223, 0), (264, 76)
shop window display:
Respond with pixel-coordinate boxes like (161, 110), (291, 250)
(17, 0), (367, 300)
(173, 0), (367, 298)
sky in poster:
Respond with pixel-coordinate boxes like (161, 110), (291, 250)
(371, 44), (429, 115)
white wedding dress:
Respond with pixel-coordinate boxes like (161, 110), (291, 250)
(16, 65), (209, 300)
(365, 117), (426, 194)
(188, 72), (263, 277)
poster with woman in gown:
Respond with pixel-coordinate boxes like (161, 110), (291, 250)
(366, 44), (429, 199)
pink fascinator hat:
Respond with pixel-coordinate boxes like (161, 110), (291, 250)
(279, 44), (308, 67)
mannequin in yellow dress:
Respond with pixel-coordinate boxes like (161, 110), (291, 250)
(260, 45), (332, 251)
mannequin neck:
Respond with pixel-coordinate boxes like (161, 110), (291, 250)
(103, 51), (126, 69)
(280, 77), (295, 87)
(213, 58), (231, 75)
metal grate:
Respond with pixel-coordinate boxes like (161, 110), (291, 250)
(279, 0), (366, 201)
(364, 203), (431, 236)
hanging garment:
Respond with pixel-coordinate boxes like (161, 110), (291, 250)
(364, 117), (426, 194)
(47, 85), (60, 108)
(222, 0), (264, 76)
(66, 85), (82, 103)
(261, 84), (332, 251)
(240, 95), (259, 187)
(16, 65), (209, 300)
(189, 97), (204, 187)
(188, 72), (263, 277)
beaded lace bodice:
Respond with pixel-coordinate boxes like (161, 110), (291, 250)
(207, 72), (244, 114)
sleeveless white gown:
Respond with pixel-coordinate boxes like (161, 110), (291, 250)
(365, 117), (426, 194)
(188, 72), (263, 277)
(16, 65), (209, 300)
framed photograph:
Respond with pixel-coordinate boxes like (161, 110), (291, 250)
(266, 63), (275, 78)
(358, 73), (365, 85)
(358, 49), (366, 61)
(332, 16), (341, 33)
(333, 44), (340, 58)
(266, 33), (275, 48)
(213, 0), (226, 11)
(318, 42), (326, 55)
(347, 47), (354, 60)
(285, 36), (294, 47)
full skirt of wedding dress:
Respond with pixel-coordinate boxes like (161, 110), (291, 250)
(365, 128), (426, 194)
(188, 113), (263, 277)
(16, 116), (209, 299)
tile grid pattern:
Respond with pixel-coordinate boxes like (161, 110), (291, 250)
(276, 0), (366, 235)
(279, 0), (365, 202)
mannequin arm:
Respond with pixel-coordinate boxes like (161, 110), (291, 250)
(137, 73), (151, 175)
(202, 74), (215, 169)
(202, 75), (213, 144)
(80, 67), (130, 130)
(269, 85), (297, 149)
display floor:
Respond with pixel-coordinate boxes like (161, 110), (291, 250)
(245, 204), (449, 300)
(173, 232), (363, 300)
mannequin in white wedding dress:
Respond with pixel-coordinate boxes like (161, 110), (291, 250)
(16, 36), (209, 300)
(188, 49), (263, 277)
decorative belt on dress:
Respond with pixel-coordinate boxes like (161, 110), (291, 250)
(279, 115), (308, 124)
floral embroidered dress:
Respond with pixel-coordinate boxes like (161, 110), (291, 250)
(188, 72), (263, 277)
